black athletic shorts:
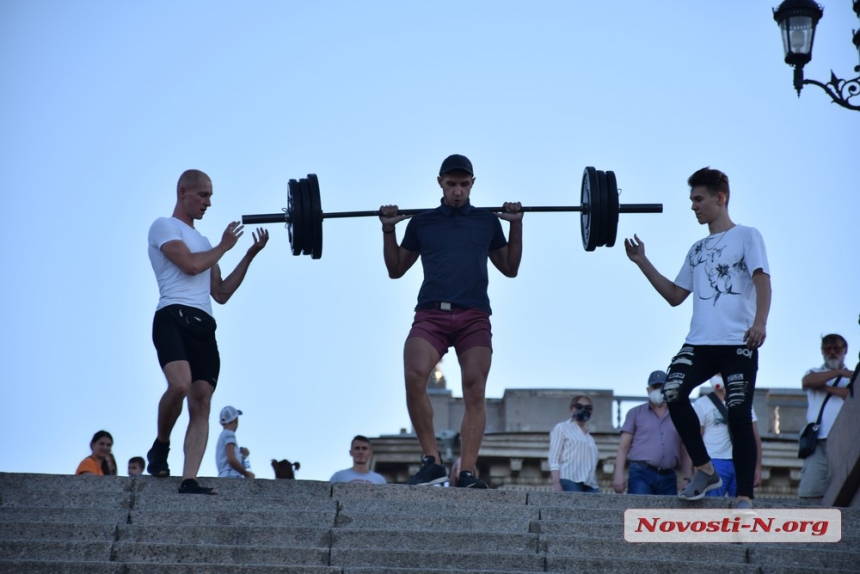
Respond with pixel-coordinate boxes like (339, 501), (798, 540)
(152, 304), (220, 388)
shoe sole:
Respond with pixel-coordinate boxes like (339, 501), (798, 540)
(408, 476), (449, 486)
(678, 476), (723, 501)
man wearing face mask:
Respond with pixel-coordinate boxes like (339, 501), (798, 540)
(798, 334), (855, 499)
(613, 371), (692, 495)
(549, 395), (600, 492)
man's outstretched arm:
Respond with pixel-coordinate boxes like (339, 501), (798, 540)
(624, 234), (690, 307)
(211, 228), (269, 305)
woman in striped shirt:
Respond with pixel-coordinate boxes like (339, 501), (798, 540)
(549, 395), (600, 492)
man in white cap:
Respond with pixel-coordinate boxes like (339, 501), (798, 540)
(693, 375), (762, 497)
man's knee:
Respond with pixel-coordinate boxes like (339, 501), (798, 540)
(187, 382), (213, 417)
(663, 377), (684, 404)
(163, 361), (194, 395)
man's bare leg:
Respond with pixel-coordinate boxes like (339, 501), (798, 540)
(157, 361), (193, 442)
(182, 379), (214, 480)
(457, 346), (491, 473)
(404, 337), (442, 462)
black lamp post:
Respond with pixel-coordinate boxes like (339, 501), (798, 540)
(773, 0), (860, 111)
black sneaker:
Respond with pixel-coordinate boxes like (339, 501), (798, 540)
(178, 478), (217, 495)
(146, 439), (170, 477)
(406, 455), (448, 486)
(455, 470), (488, 489)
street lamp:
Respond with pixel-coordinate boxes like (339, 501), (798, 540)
(772, 0), (860, 111)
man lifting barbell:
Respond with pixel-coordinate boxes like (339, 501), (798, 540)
(624, 167), (772, 509)
(378, 154), (523, 488)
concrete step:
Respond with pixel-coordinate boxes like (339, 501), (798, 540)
(541, 534), (858, 571)
(333, 482), (526, 503)
(3, 472), (859, 574)
(130, 490), (336, 513)
(0, 522), (116, 542)
(0, 540), (112, 562)
(336, 511), (531, 532)
(110, 541), (330, 566)
(130, 508), (336, 527)
(542, 556), (851, 574)
(331, 528), (537, 553)
(337, 498), (537, 521)
(330, 548), (546, 571)
(0, 489), (130, 509)
(530, 520), (622, 537)
(0, 561), (122, 574)
(342, 569), (545, 574)
(0, 562), (339, 574)
(0, 473), (132, 493)
(0, 507), (128, 524)
(116, 524), (330, 547)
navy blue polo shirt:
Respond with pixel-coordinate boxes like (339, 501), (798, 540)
(400, 198), (507, 314)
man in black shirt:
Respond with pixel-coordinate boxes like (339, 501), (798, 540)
(380, 154), (522, 488)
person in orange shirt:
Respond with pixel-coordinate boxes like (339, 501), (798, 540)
(76, 430), (114, 475)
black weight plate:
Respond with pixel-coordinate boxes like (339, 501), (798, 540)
(580, 167), (599, 251)
(288, 179), (303, 256)
(605, 170), (619, 247)
(299, 178), (313, 255)
(285, 181), (295, 251)
(596, 170), (608, 247)
(307, 173), (323, 259)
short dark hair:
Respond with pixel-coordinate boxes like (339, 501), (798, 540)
(128, 456), (145, 467)
(688, 167), (730, 204)
(822, 334), (848, 349)
(351, 435), (371, 447)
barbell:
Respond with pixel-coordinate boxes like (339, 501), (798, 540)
(241, 167), (663, 259)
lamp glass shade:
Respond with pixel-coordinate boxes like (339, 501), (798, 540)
(780, 16), (816, 56)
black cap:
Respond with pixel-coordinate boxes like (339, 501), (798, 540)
(439, 154), (473, 176)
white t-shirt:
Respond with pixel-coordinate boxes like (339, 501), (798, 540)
(693, 394), (757, 460)
(215, 429), (245, 478)
(674, 224), (769, 345)
(148, 217), (213, 316)
(329, 468), (387, 484)
(804, 366), (851, 439)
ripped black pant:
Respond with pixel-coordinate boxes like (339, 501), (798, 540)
(663, 344), (758, 499)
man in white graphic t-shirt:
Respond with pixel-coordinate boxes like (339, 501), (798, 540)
(625, 167), (772, 510)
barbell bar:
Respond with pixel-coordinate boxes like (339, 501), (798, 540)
(242, 167), (663, 259)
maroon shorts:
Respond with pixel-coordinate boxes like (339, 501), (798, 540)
(408, 309), (493, 358)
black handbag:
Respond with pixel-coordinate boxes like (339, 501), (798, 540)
(798, 376), (842, 459)
(797, 421), (820, 459)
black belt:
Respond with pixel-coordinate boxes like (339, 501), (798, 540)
(417, 301), (469, 312)
(632, 461), (675, 475)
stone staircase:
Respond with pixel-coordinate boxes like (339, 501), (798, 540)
(1, 472), (858, 573)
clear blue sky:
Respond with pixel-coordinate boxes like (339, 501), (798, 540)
(1, 1), (857, 482)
